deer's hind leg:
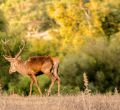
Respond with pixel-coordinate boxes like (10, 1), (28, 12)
(56, 76), (61, 96)
(53, 63), (61, 96)
(41, 63), (56, 96)
(46, 62), (61, 96)
(47, 75), (57, 96)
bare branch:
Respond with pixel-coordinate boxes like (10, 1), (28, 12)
(79, 0), (93, 30)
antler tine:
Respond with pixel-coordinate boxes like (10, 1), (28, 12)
(1, 39), (12, 57)
(15, 40), (26, 58)
(1, 39), (9, 45)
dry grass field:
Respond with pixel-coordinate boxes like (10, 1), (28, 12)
(0, 94), (120, 110)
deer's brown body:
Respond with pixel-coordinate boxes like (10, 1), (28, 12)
(2, 40), (60, 96)
(27, 56), (53, 75)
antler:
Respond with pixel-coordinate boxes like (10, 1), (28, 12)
(15, 40), (26, 58)
(1, 38), (12, 57)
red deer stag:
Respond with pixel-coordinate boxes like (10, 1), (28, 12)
(2, 40), (60, 96)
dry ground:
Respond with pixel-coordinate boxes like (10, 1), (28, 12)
(0, 94), (120, 110)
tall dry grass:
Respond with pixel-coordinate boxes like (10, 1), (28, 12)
(0, 94), (120, 110)
(0, 73), (120, 110)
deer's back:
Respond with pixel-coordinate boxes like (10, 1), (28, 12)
(26, 56), (53, 73)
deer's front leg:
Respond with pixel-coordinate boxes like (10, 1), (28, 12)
(29, 79), (34, 96)
(31, 74), (42, 95)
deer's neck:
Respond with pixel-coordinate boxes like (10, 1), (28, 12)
(15, 60), (29, 76)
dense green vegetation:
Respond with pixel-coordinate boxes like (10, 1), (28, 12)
(0, 0), (120, 95)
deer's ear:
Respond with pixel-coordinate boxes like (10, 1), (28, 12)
(3, 55), (13, 62)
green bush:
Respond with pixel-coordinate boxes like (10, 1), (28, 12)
(60, 35), (120, 93)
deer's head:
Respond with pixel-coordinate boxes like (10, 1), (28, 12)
(4, 56), (18, 74)
(2, 39), (25, 74)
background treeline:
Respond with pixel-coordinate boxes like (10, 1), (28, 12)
(0, 0), (120, 95)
